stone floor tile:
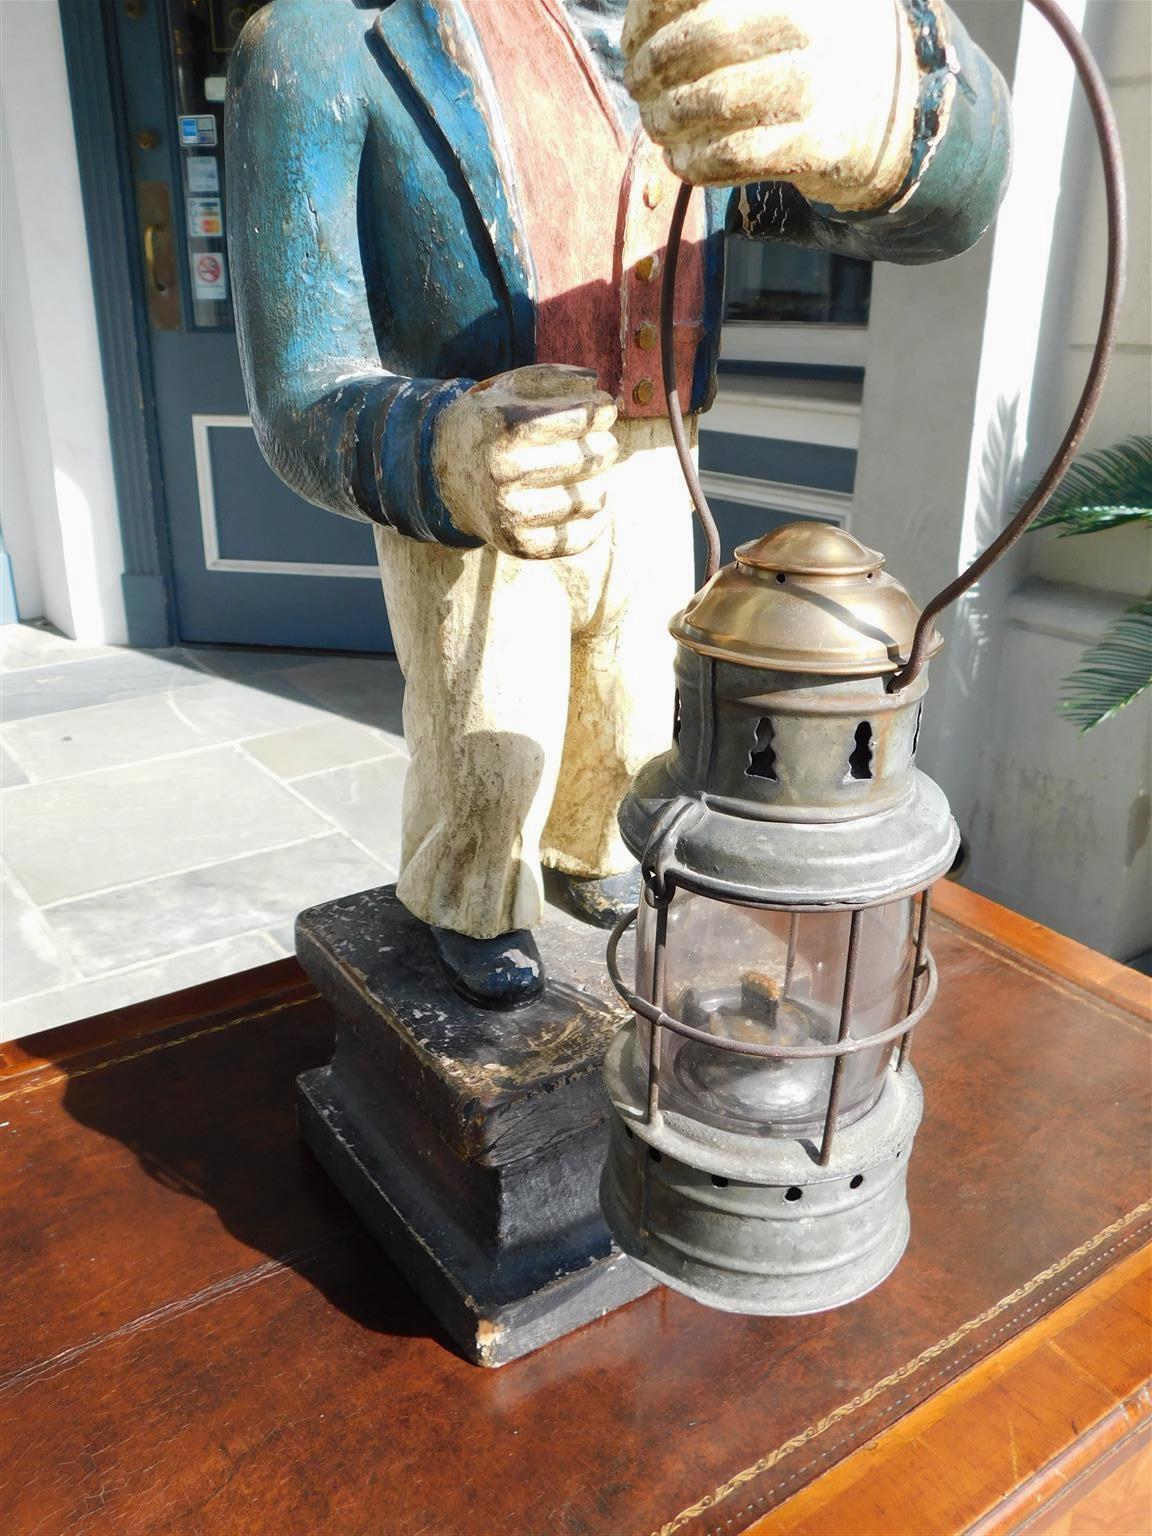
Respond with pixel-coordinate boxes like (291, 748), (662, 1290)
(0, 746), (27, 788)
(0, 623), (118, 672)
(1, 866), (77, 1003)
(189, 646), (335, 681)
(4, 746), (329, 905)
(240, 718), (399, 780)
(3, 690), (209, 781)
(0, 635), (418, 1041)
(1, 679), (331, 783)
(0, 931), (286, 1041)
(41, 833), (390, 977)
(160, 676), (332, 741)
(281, 655), (405, 738)
(289, 756), (408, 864)
(0, 648), (210, 722)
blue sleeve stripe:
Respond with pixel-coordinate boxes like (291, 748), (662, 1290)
(369, 376), (481, 545)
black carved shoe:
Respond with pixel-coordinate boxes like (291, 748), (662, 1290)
(429, 923), (545, 1010)
(543, 866), (642, 929)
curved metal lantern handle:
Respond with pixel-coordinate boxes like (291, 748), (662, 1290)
(889, 0), (1127, 690)
(659, 0), (1127, 688)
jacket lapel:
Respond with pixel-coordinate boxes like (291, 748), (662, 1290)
(370, 0), (536, 364)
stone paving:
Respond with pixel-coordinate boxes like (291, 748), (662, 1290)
(0, 623), (409, 1039)
(6, 622), (1145, 1043)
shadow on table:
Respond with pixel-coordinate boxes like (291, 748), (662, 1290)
(56, 987), (453, 1352)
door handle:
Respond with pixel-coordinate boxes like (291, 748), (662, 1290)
(144, 223), (169, 293)
(137, 181), (180, 330)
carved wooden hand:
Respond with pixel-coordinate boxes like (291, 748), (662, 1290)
(432, 365), (619, 560)
(623, 0), (921, 211)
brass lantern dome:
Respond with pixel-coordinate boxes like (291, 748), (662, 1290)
(671, 524), (942, 676)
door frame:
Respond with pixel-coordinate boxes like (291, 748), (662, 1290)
(58, 0), (176, 648)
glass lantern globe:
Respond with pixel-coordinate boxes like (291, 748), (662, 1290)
(636, 893), (917, 1139)
(601, 523), (956, 1315)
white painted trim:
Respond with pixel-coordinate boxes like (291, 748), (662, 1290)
(192, 414), (380, 580)
(699, 470), (851, 526)
(720, 323), (868, 368)
(705, 381), (861, 449)
(0, 4), (127, 640)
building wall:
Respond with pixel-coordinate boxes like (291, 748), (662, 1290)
(0, 0), (127, 643)
(968, 0), (1152, 958)
(852, 0), (1150, 960)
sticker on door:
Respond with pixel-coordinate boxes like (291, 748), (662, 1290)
(187, 196), (223, 237)
(186, 157), (219, 194)
(179, 114), (218, 148)
(192, 250), (228, 301)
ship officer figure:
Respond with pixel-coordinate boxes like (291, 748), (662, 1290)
(227, 0), (1010, 1007)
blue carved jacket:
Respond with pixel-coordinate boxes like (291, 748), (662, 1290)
(226, 0), (1010, 547)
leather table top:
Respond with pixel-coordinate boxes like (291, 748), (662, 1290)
(2, 887), (1149, 1536)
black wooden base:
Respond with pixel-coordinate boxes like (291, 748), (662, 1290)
(295, 885), (655, 1367)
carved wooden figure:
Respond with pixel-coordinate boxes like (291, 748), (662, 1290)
(227, 0), (1011, 1007)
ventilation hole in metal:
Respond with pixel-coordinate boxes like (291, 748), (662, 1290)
(746, 717), (778, 781)
(848, 720), (874, 780)
(775, 572), (786, 584)
(784, 1186), (803, 1202)
(711, 1174), (729, 1188)
(911, 704), (922, 758)
(850, 1174), (865, 1190)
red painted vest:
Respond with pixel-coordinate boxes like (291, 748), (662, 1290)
(464, 0), (706, 419)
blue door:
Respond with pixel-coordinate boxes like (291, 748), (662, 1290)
(113, 0), (392, 652)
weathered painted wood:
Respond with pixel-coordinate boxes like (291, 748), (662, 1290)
(295, 884), (655, 1365)
(227, 0), (1011, 947)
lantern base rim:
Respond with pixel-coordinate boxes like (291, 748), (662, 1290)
(601, 1028), (922, 1316)
(613, 1209), (910, 1318)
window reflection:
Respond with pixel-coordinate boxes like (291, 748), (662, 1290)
(724, 237), (872, 326)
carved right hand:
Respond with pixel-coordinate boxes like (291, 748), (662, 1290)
(432, 365), (619, 559)
(622, 0), (920, 212)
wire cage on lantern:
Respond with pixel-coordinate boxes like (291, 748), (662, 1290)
(606, 851), (938, 1163)
(598, 524), (958, 1316)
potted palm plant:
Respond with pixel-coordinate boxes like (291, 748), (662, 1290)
(1029, 435), (1152, 731)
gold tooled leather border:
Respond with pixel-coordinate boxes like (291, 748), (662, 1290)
(655, 1204), (1152, 1536)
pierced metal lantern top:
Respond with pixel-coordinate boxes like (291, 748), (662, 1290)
(618, 523), (958, 909)
(671, 523), (942, 676)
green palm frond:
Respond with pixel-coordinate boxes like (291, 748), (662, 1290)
(1029, 435), (1152, 536)
(1060, 599), (1152, 732)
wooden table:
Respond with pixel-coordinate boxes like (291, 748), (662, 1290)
(2, 884), (1149, 1536)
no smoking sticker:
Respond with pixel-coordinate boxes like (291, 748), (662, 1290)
(192, 250), (228, 302)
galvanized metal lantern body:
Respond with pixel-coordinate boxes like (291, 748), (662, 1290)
(601, 523), (958, 1315)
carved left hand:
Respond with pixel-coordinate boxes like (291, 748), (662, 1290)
(623, 0), (922, 212)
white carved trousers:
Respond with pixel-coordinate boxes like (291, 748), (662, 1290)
(375, 418), (696, 939)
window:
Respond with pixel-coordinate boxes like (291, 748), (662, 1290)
(724, 239), (872, 327)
